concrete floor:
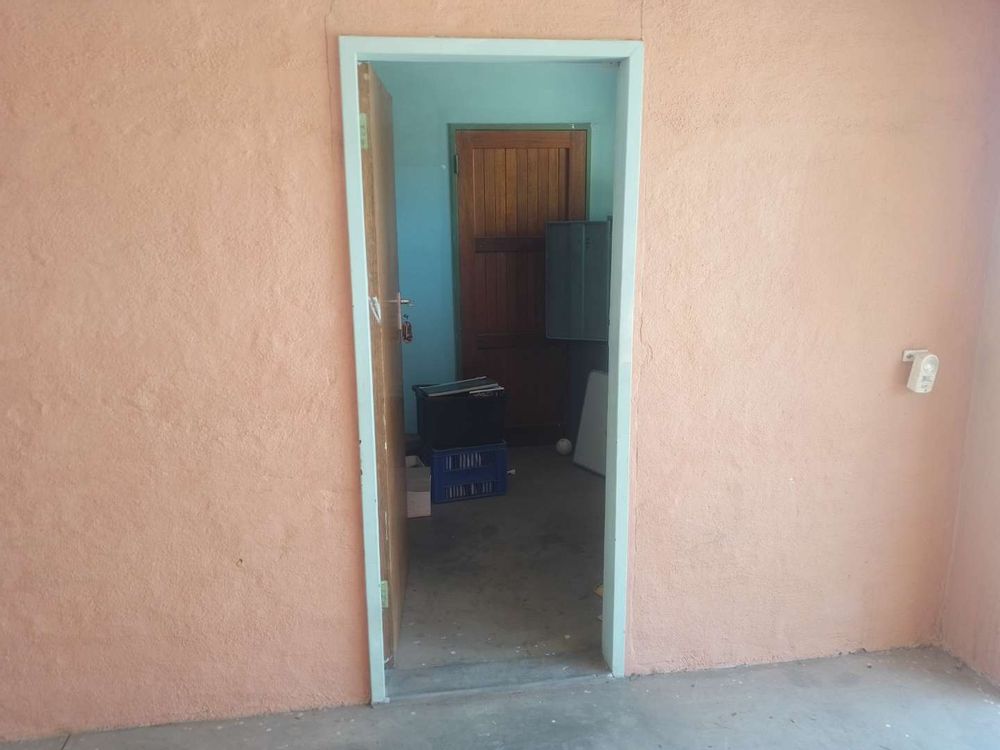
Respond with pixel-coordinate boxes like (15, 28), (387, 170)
(392, 447), (605, 675)
(10, 648), (1000, 749)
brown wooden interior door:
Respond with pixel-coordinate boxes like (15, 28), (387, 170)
(359, 63), (407, 666)
(455, 129), (588, 445)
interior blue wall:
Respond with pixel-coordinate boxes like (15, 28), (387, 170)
(373, 61), (618, 432)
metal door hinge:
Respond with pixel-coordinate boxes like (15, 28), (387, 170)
(359, 113), (369, 151)
(380, 580), (389, 609)
(453, 153), (458, 174)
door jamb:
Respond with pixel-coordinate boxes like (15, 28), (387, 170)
(334, 34), (644, 704)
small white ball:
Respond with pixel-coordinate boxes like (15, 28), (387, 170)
(555, 438), (573, 455)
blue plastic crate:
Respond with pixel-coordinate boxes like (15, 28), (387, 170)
(430, 442), (508, 503)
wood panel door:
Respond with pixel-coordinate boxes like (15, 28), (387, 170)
(359, 63), (407, 666)
(455, 129), (588, 445)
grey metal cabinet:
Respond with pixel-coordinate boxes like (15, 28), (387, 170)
(544, 220), (612, 342)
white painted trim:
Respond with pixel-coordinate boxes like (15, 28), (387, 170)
(337, 40), (388, 704)
(603, 47), (643, 677)
(335, 35), (644, 702)
(340, 36), (641, 63)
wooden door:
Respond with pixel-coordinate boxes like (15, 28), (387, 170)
(455, 129), (588, 445)
(359, 63), (407, 666)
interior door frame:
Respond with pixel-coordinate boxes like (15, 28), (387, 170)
(335, 34), (644, 704)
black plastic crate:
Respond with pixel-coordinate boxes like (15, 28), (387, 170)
(413, 384), (506, 462)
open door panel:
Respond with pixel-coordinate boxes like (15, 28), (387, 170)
(358, 62), (408, 666)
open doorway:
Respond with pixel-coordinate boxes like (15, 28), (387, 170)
(337, 37), (643, 703)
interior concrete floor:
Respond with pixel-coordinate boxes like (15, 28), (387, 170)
(11, 648), (1000, 749)
(391, 446), (605, 679)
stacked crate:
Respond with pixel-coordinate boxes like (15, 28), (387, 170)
(413, 380), (508, 504)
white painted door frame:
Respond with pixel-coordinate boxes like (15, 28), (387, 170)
(335, 35), (644, 703)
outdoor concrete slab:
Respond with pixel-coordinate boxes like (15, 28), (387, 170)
(2, 739), (68, 750)
(9, 648), (997, 750)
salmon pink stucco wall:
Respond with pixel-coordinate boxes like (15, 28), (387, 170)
(625, 0), (1000, 675)
(0, 1), (376, 741)
(2, 0), (1000, 742)
(943, 200), (1000, 683)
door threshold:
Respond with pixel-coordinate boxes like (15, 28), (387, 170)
(385, 651), (610, 702)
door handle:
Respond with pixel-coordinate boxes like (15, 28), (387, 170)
(395, 293), (412, 332)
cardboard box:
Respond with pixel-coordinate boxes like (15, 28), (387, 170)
(406, 464), (431, 518)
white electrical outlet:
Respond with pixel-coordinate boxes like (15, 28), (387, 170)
(902, 349), (939, 394)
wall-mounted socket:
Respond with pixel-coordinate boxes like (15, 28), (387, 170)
(902, 349), (939, 394)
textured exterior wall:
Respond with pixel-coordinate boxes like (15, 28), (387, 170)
(943, 211), (1000, 684)
(2, 0), (999, 741)
(0, 1), (375, 740)
(626, 0), (1000, 675)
